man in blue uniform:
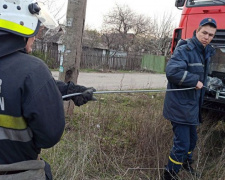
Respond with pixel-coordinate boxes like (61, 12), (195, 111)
(162, 18), (217, 180)
(0, 0), (94, 179)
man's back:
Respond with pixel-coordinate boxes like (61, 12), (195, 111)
(0, 34), (65, 164)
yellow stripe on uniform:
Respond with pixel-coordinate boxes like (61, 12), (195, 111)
(0, 115), (27, 130)
(188, 151), (192, 154)
(169, 156), (183, 165)
(0, 19), (34, 36)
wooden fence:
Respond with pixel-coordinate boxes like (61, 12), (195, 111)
(81, 52), (143, 70)
(32, 41), (166, 72)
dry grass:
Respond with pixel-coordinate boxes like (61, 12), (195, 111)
(41, 94), (225, 180)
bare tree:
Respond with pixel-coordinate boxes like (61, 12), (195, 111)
(150, 12), (176, 57)
(83, 28), (101, 49)
(101, 4), (153, 53)
(101, 4), (175, 57)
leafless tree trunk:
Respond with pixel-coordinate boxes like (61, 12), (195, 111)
(59, 0), (87, 115)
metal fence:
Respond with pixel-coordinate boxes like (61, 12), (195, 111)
(141, 54), (166, 73)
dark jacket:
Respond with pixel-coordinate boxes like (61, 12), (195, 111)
(0, 31), (65, 164)
(163, 34), (215, 125)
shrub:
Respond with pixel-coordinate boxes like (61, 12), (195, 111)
(32, 50), (58, 69)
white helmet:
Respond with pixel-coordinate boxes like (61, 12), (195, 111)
(0, 0), (59, 37)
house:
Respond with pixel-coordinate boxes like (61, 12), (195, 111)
(33, 25), (65, 68)
(81, 30), (129, 69)
(33, 27), (130, 70)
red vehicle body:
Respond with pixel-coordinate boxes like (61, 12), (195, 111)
(172, 0), (225, 52)
(173, 0), (225, 112)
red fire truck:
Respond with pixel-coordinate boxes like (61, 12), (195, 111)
(173, 0), (225, 112)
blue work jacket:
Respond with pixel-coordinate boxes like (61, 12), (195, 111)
(0, 31), (65, 164)
(163, 35), (215, 125)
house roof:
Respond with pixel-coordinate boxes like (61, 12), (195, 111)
(83, 30), (108, 50)
(45, 31), (64, 44)
(36, 25), (65, 44)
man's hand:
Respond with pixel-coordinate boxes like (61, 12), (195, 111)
(71, 87), (96, 106)
(196, 81), (203, 89)
(66, 82), (96, 106)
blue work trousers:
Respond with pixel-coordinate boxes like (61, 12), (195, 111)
(166, 122), (198, 173)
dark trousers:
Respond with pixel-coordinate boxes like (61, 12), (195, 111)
(166, 122), (198, 173)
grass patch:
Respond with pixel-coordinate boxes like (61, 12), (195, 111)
(80, 69), (104, 73)
(42, 94), (225, 180)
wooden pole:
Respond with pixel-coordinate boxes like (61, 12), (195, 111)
(59, 0), (87, 115)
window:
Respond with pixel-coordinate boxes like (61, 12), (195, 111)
(187, 0), (225, 7)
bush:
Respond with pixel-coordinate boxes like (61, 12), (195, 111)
(32, 50), (58, 69)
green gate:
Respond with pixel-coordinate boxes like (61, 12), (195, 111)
(141, 55), (166, 73)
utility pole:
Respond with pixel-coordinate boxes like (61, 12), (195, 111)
(59, 0), (87, 115)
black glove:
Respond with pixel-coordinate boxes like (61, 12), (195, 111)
(67, 82), (96, 106)
(72, 88), (96, 106)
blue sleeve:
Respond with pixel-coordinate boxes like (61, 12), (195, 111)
(55, 80), (68, 96)
(166, 47), (199, 87)
(22, 65), (65, 149)
(55, 80), (88, 96)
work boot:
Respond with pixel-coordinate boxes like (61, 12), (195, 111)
(162, 169), (179, 180)
(182, 160), (199, 177)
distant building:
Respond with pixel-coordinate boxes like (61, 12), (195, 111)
(33, 26), (65, 64)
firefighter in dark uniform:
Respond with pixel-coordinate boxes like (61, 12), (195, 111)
(162, 18), (217, 180)
(25, 37), (96, 107)
(0, 0), (94, 179)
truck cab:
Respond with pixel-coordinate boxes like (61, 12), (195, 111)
(172, 0), (225, 112)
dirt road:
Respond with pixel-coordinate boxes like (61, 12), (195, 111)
(52, 71), (168, 90)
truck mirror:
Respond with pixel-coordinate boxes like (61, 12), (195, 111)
(175, 0), (185, 7)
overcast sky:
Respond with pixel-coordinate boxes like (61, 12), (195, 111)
(49, 0), (182, 30)
(85, 0), (182, 30)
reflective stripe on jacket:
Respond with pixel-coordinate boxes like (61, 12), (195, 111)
(163, 35), (215, 125)
(0, 32), (65, 164)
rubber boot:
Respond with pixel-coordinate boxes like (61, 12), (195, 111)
(162, 169), (179, 180)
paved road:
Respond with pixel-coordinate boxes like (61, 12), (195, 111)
(52, 71), (168, 90)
